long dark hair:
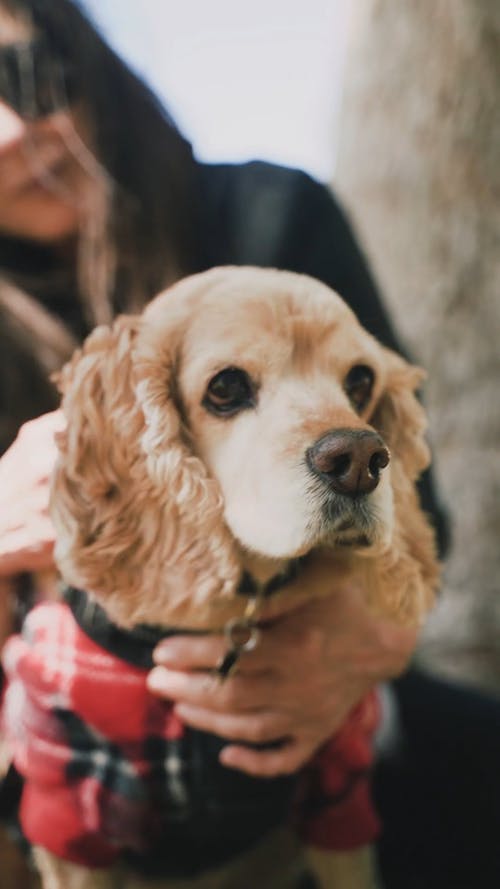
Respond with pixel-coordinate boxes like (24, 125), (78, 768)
(0, 0), (203, 454)
(1, 0), (199, 318)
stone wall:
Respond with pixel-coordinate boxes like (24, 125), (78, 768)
(333, 0), (500, 690)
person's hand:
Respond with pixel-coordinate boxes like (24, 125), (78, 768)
(0, 411), (65, 576)
(147, 582), (418, 777)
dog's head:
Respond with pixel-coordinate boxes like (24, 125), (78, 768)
(52, 267), (430, 627)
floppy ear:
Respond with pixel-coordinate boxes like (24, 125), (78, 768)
(365, 349), (440, 622)
(370, 349), (430, 481)
(52, 318), (144, 592)
(52, 310), (239, 629)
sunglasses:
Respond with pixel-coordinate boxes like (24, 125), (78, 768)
(0, 36), (78, 120)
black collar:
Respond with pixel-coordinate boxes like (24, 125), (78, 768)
(236, 558), (304, 597)
(64, 587), (200, 670)
(64, 558), (306, 670)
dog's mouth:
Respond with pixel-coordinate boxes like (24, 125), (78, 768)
(330, 516), (372, 548)
(316, 492), (382, 550)
(333, 528), (372, 548)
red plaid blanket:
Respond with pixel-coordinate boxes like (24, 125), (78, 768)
(2, 601), (380, 872)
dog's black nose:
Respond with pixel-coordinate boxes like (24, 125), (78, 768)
(307, 429), (390, 497)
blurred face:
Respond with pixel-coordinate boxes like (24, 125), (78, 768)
(0, 9), (103, 243)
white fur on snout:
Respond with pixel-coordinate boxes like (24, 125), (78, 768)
(223, 459), (315, 558)
(206, 418), (315, 558)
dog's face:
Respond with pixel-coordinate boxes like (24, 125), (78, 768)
(53, 266), (431, 626)
(165, 274), (393, 559)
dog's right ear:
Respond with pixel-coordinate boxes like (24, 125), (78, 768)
(53, 316), (144, 512)
(52, 299), (240, 629)
(51, 318), (146, 609)
(130, 304), (241, 621)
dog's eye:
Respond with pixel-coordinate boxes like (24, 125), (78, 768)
(203, 367), (255, 416)
(344, 364), (375, 413)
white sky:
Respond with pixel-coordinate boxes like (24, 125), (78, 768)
(82, 0), (349, 182)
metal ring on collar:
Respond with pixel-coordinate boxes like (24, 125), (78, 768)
(224, 618), (260, 653)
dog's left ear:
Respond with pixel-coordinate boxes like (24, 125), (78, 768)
(370, 349), (430, 481)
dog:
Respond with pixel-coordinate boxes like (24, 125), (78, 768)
(2, 266), (439, 889)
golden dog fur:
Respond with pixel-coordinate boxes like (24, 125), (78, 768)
(36, 266), (439, 889)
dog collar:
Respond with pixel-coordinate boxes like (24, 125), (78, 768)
(64, 558), (306, 672)
(236, 557), (305, 598)
(63, 587), (206, 669)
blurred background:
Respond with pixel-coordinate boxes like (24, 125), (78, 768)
(82, 0), (500, 694)
(82, 0), (350, 180)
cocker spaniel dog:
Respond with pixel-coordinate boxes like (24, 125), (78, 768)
(3, 267), (439, 889)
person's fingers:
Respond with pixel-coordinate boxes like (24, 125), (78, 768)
(147, 666), (275, 713)
(370, 620), (419, 678)
(154, 635), (229, 670)
(173, 703), (291, 745)
(0, 413), (62, 578)
(0, 411), (65, 474)
(0, 509), (55, 546)
(2, 487), (52, 522)
(153, 632), (274, 676)
(0, 548), (55, 576)
(0, 533), (55, 576)
(153, 598), (353, 676)
(0, 505), (55, 575)
(219, 738), (315, 778)
(0, 420), (60, 540)
(5, 411), (65, 456)
(19, 410), (66, 436)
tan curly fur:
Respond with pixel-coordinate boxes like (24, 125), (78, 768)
(51, 266), (439, 630)
(52, 318), (240, 629)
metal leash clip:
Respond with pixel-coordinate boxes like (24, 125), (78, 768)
(215, 618), (260, 680)
(215, 593), (263, 680)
